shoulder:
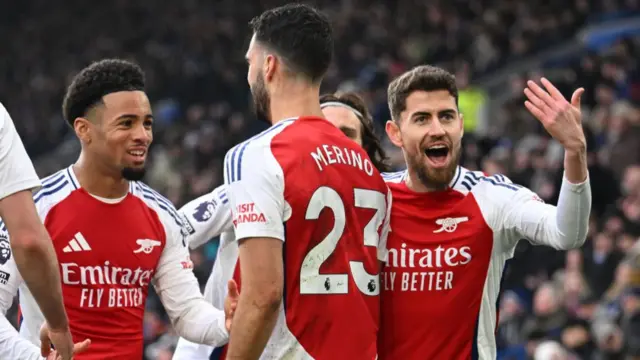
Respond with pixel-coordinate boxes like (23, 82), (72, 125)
(32, 168), (77, 212)
(224, 119), (295, 185)
(454, 168), (522, 194)
(382, 170), (407, 184)
(129, 181), (184, 231)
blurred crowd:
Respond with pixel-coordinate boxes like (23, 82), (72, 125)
(2, 0), (640, 359)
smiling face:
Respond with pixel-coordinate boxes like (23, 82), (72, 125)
(386, 89), (463, 190)
(77, 90), (153, 181)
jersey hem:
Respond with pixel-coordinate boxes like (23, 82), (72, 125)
(235, 228), (285, 242)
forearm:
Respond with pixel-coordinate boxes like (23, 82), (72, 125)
(553, 173), (591, 249)
(12, 231), (68, 330)
(226, 292), (281, 360)
(171, 298), (229, 347)
(0, 191), (68, 330)
(563, 147), (588, 184)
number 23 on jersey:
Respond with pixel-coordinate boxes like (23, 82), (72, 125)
(301, 186), (387, 296)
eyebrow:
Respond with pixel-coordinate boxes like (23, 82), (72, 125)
(412, 109), (457, 118)
(339, 126), (359, 139)
(115, 114), (154, 121)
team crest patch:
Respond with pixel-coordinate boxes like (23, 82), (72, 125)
(192, 200), (217, 222)
(0, 233), (11, 265)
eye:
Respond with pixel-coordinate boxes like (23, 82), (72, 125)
(441, 113), (455, 121)
(121, 119), (133, 127)
(414, 116), (426, 124)
(144, 119), (153, 128)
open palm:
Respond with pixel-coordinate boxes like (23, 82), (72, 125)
(523, 77), (586, 152)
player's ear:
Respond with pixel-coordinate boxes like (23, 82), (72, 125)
(264, 54), (276, 82)
(74, 117), (92, 144)
(385, 120), (403, 148)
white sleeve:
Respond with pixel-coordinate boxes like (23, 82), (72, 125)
(0, 103), (41, 200)
(488, 174), (591, 251)
(172, 338), (214, 360)
(151, 208), (228, 347)
(0, 232), (44, 360)
(223, 141), (285, 241)
(178, 185), (233, 249)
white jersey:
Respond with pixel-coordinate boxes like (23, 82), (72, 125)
(0, 102), (41, 200)
(0, 103), (47, 359)
(0, 167), (229, 359)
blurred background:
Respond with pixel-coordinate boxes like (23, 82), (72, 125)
(2, 0), (640, 359)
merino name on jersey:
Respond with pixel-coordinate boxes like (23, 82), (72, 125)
(311, 144), (375, 176)
(222, 116), (390, 360)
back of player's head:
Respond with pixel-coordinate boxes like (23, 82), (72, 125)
(62, 59), (145, 127)
(249, 3), (333, 83)
(321, 92), (391, 172)
(387, 65), (458, 122)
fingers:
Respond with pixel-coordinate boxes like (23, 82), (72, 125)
(526, 81), (557, 113)
(40, 326), (52, 357)
(571, 88), (585, 108)
(73, 339), (92, 354)
(228, 279), (239, 299)
(524, 101), (546, 121)
(540, 77), (566, 102)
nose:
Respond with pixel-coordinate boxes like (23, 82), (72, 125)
(132, 122), (152, 144)
(427, 118), (446, 137)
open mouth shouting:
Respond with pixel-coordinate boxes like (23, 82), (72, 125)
(423, 143), (450, 168)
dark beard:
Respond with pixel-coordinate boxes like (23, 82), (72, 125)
(251, 72), (271, 124)
(411, 144), (460, 191)
(121, 167), (146, 181)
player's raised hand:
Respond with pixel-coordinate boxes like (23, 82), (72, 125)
(40, 322), (91, 360)
(523, 78), (586, 152)
(224, 279), (240, 332)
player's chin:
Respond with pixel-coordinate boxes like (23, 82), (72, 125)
(121, 165), (146, 181)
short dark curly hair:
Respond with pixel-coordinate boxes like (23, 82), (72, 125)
(320, 92), (391, 172)
(387, 65), (458, 122)
(249, 3), (333, 83)
(62, 59), (145, 127)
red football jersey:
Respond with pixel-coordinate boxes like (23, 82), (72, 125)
(17, 167), (228, 359)
(379, 167), (565, 360)
(222, 116), (392, 360)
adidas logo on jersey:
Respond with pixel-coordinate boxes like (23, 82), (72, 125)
(63, 232), (92, 253)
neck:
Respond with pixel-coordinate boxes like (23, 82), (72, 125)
(270, 83), (324, 124)
(73, 152), (129, 198)
(404, 167), (453, 193)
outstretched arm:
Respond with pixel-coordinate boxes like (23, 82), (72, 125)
(0, 104), (70, 342)
(501, 78), (591, 250)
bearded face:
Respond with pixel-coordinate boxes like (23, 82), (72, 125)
(250, 67), (271, 124)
